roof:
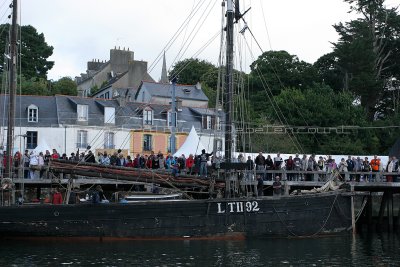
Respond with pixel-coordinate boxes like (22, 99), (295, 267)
(0, 94), (223, 131)
(0, 94), (58, 127)
(137, 81), (209, 102)
(189, 107), (218, 116)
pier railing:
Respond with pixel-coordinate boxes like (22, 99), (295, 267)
(0, 164), (399, 183)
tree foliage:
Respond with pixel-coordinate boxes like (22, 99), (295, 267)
(51, 77), (77, 96)
(20, 76), (49, 95)
(315, 0), (400, 119)
(247, 50), (320, 117)
(169, 58), (217, 85)
(249, 50), (320, 95)
(255, 84), (372, 154)
(0, 24), (54, 80)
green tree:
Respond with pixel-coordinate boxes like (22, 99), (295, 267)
(248, 51), (320, 117)
(329, 0), (400, 119)
(20, 75), (49, 95)
(0, 24), (54, 80)
(51, 77), (77, 96)
(169, 58), (217, 85)
(313, 52), (345, 92)
(253, 84), (372, 154)
(249, 50), (320, 95)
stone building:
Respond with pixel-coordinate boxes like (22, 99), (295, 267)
(75, 47), (154, 97)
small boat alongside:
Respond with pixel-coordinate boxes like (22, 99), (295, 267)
(123, 192), (183, 202)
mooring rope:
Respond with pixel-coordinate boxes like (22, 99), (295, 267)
(272, 193), (339, 237)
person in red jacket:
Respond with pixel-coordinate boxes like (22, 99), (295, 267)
(52, 188), (63, 204)
(186, 154), (194, 174)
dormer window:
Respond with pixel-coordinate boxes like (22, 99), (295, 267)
(167, 111), (177, 127)
(216, 117), (221, 130)
(27, 104), (38, 122)
(104, 107), (115, 124)
(202, 115), (214, 130)
(207, 115), (212, 129)
(143, 108), (153, 125)
(77, 104), (88, 121)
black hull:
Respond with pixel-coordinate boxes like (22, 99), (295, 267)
(0, 191), (351, 240)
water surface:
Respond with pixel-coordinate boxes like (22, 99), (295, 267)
(0, 234), (399, 266)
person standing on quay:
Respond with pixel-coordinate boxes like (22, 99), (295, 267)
(199, 149), (212, 178)
(255, 152), (266, 180)
(370, 155), (381, 182)
(273, 176), (282, 197)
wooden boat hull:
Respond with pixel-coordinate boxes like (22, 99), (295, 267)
(0, 191), (351, 239)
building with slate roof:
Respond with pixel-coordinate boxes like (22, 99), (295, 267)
(135, 81), (209, 108)
(75, 47), (154, 98)
(0, 94), (224, 157)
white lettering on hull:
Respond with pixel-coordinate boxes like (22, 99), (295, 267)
(217, 201), (260, 214)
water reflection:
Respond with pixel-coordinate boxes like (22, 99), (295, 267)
(0, 235), (399, 266)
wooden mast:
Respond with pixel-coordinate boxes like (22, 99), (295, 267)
(224, 0), (234, 163)
(5, 0), (18, 178)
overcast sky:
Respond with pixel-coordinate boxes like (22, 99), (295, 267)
(17, 0), (400, 81)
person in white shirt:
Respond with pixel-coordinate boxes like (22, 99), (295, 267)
(29, 151), (39, 179)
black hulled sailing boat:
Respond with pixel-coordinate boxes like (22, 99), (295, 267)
(0, 0), (353, 240)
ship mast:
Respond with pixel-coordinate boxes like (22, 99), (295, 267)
(224, 0), (234, 163)
(5, 0), (18, 178)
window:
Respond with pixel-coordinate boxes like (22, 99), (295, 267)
(104, 107), (115, 124)
(143, 134), (152, 151)
(207, 116), (212, 129)
(27, 105), (38, 122)
(77, 130), (88, 148)
(143, 109), (153, 125)
(202, 115), (213, 130)
(77, 104), (88, 121)
(216, 117), (221, 130)
(104, 92), (110, 99)
(167, 111), (177, 127)
(26, 131), (38, 149)
(167, 135), (177, 153)
(104, 132), (115, 149)
(215, 139), (222, 151)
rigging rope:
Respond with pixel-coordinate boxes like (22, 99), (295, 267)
(273, 193), (340, 237)
(241, 35), (303, 153)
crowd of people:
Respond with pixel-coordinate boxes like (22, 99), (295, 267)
(1, 148), (398, 182)
(244, 152), (398, 182)
(0, 148), (214, 179)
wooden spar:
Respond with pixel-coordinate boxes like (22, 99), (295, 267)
(5, 0), (18, 179)
(224, 0), (234, 162)
(48, 160), (224, 190)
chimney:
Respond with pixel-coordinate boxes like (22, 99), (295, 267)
(195, 82), (201, 90)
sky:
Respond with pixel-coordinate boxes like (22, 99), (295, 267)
(12, 0), (400, 81)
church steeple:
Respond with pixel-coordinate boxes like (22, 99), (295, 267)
(160, 51), (168, 83)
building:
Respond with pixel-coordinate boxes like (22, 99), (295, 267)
(135, 81), (209, 108)
(0, 95), (224, 157)
(75, 47), (154, 98)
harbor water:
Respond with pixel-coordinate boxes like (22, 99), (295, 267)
(0, 234), (399, 266)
